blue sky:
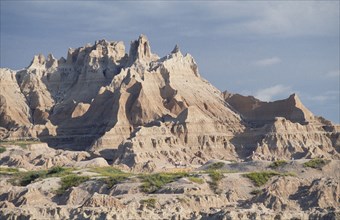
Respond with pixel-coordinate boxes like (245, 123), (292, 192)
(1, 1), (339, 123)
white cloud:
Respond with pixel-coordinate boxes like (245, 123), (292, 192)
(254, 57), (281, 67)
(206, 1), (339, 37)
(308, 95), (334, 102)
(255, 84), (292, 101)
(307, 90), (338, 102)
(326, 69), (340, 77)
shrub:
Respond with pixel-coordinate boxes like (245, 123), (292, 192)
(0, 146), (6, 154)
(0, 167), (19, 174)
(90, 166), (125, 177)
(207, 162), (225, 170)
(243, 171), (280, 187)
(102, 176), (128, 189)
(19, 170), (47, 186)
(250, 189), (262, 195)
(269, 160), (287, 169)
(303, 158), (330, 169)
(47, 166), (66, 175)
(90, 166), (130, 188)
(9, 166), (72, 186)
(57, 175), (90, 194)
(140, 198), (156, 209)
(140, 172), (188, 193)
(188, 176), (204, 184)
(208, 170), (224, 193)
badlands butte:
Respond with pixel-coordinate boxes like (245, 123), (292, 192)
(0, 35), (339, 219)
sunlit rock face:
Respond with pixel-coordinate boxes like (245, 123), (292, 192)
(0, 35), (339, 171)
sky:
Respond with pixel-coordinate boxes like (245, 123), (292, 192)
(1, 1), (339, 123)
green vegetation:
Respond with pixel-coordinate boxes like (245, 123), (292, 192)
(269, 160), (287, 169)
(102, 176), (129, 189)
(90, 166), (127, 177)
(18, 170), (47, 186)
(250, 189), (262, 195)
(188, 176), (204, 184)
(10, 166), (73, 186)
(207, 162), (225, 170)
(303, 158), (330, 169)
(243, 171), (294, 187)
(0, 146), (6, 154)
(90, 166), (130, 188)
(140, 172), (188, 193)
(244, 171), (279, 187)
(57, 174), (90, 195)
(208, 170), (224, 193)
(0, 167), (19, 174)
(140, 198), (157, 209)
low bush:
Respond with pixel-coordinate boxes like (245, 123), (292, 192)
(90, 166), (125, 177)
(91, 166), (130, 188)
(19, 171), (47, 186)
(140, 172), (188, 193)
(243, 171), (280, 187)
(57, 175), (90, 194)
(0, 167), (19, 174)
(140, 198), (156, 209)
(10, 166), (73, 186)
(250, 189), (262, 195)
(269, 160), (287, 169)
(303, 158), (330, 169)
(0, 146), (6, 154)
(207, 162), (225, 170)
(102, 176), (128, 189)
(188, 176), (204, 184)
(208, 170), (224, 193)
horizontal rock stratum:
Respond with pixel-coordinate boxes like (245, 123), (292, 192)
(0, 35), (339, 171)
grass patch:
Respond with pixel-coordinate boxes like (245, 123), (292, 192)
(188, 176), (204, 184)
(140, 198), (157, 209)
(303, 158), (330, 169)
(269, 160), (287, 169)
(208, 170), (224, 193)
(0, 146), (6, 154)
(244, 171), (279, 187)
(0, 167), (19, 174)
(57, 175), (90, 195)
(18, 170), (47, 186)
(90, 166), (130, 188)
(102, 176), (129, 189)
(90, 166), (126, 177)
(9, 166), (74, 186)
(140, 172), (188, 193)
(207, 162), (225, 170)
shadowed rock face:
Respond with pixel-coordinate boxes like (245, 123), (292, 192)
(0, 35), (339, 170)
(223, 92), (313, 126)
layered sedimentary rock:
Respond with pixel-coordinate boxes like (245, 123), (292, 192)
(0, 35), (339, 171)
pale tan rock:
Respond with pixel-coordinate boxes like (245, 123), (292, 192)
(82, 192), (124, 208)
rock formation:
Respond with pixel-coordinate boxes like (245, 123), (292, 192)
(0, 35), (339, 172)
(0, 35), (339, 219)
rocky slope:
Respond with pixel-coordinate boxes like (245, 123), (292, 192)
(0, 145), (339, 219)
(0, 35), (339, 171)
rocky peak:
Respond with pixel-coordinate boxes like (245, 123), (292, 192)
(128, 34), (152, 63)
(46, 54), (58, 69)
(171, 44), (180, 54)
(28, 54), (46, 69)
